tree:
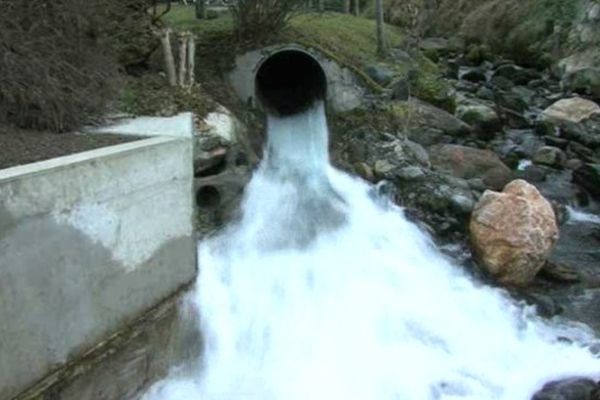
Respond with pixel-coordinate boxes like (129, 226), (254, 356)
(160, 29), (178, 86)
(353, 0), (359, 15)
(343, 0), (350, 13)
(317, 0), (325, 12)
(195, 0), (207, 19)
(375, 0), (388, 56)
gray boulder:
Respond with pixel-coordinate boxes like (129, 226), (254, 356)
(540, 97), (600, 148)
(564, 67), (600, 98)
(460, 68), (487, 83)
(557, 52), (600, 98)
(397, 99), (471, 139)
(533, 146), (566, 168)
(494, 64), (540, 85)
(456, 102), (501, 139)
(573, 163), (600, 199)
(419, 37), (450, 53)
(389, 78), (410, 101)
(364, 64), (395, 86)
(532, 378), (600, 400)
(429, 144), (513, 190)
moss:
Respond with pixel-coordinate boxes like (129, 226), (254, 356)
(329, 99), (422, 138)
(411, 56), (455, 112)
(390, 101), (412, 120)
(330, 104), (401, 135)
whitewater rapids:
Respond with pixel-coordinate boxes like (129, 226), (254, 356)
(143, 101), (599, 400)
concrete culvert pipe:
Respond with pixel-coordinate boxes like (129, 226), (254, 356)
(255, 50), (327, 117)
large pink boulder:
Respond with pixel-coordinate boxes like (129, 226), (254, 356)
(470, 180), (559, 286)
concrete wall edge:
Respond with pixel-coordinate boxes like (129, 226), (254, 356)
(0, 136), (181, 184)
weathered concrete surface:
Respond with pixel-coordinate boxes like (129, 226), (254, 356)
(13, 287), (202, 400)
(229, 43), (366, 112)
(0, 137), (197, 399)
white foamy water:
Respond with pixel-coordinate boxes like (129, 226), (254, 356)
(517, 159), (532, 171)
(143, 102), (600, 400)
(567, 206), (600, 225)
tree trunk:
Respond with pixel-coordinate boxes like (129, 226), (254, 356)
(318, 0), (324, 12)
(187, 35), (196, 86)
(178, 33), (188, 87)
(195, 0), (207, 19)
(160, 29), (177, 86)
(353, 0), (359, 15)
(343, 0), (350, 13)
(376, 0), (388, 56)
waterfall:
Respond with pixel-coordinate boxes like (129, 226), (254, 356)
(143, 101), (599, 400)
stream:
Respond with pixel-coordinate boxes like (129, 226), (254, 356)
(143, 101), (600, 400)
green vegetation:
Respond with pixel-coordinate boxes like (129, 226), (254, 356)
(330, 105), (402, 134)
(442, 0), (582, 65)
(286, 13), (404, 67)
(411, 55), (454, 112)
(162, 6), (405, 70)
(161, 5), (450, 110)
(506, 0), (581, 62)
(162, 6), (234, 33)
(120, 75), (215, 118)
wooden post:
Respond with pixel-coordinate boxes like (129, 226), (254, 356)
(160, 28), (177, 86)
(187, 34), (196, 87)
(178, 32), (188, 87)
(376, 0), (388, 56)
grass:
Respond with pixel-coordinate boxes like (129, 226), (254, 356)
(286, 13), (405, 68)
(161, 6), (404, 67)
(162, 6), (234, 35)
(157, 5), (450, 113)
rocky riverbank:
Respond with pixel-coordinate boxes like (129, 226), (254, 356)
(155, 5), (600, 396)
(193, 33), (600, 339)
(329, 35), (600, 330)
(330, 36), (600, 398)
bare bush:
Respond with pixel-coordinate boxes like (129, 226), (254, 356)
(229, 0), (305, 41)
(0, 0), (154, 132)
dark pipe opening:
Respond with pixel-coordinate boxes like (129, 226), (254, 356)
(255, 50), (327, 116)
(196, 185), (221, 210)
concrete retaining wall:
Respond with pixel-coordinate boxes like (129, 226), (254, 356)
(229, 43), (367, 112)
(0, 136), (197, 399)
